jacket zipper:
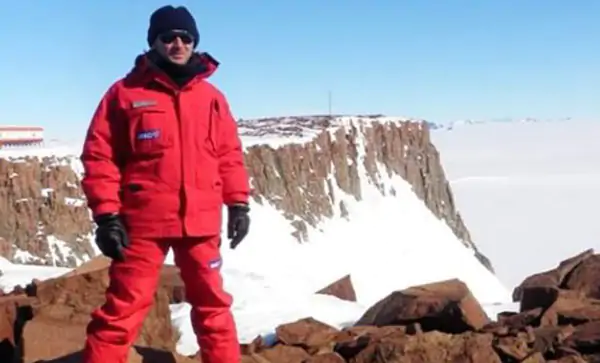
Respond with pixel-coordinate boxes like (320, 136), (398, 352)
(174, 90), (187, 235)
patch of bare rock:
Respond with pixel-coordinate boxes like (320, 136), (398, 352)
(1, 249), (600, 362)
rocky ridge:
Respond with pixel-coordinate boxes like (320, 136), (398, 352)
(0, 115), (491, 272)
(1, 249), (599, 362)
(240, 115), (492, 271)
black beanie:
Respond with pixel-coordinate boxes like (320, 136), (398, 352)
(147, 5), (200, 47)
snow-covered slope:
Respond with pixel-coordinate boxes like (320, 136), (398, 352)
(170, 162), (512, 353)
(432, 119), (600, 290)
(0, 115), (513, 356)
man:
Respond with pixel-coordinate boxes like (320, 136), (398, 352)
(79, 5), (250, 363)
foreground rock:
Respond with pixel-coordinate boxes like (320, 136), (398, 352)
(37, 347), (197, 363)
(0, 257), (177, 363)
(238, 250), (600, 362)
(3, 250), (600, 362)
(355, 279), (490, 332)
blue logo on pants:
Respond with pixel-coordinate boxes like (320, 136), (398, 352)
(208, 257), (222, 269)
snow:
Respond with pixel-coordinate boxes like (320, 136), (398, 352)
(238, 115), (420, 148)
(0, 145), (77, 160)
(0, 256), (70, 291)
(0, 115), (531, 357)
(432, 119), (600, 290)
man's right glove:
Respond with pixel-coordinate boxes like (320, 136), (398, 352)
(94, 213), (130, 261)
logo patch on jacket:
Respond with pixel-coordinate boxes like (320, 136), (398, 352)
(131, 99), (157, 108)
(136, 129), (160, 140)
(208, 257), (222, 269)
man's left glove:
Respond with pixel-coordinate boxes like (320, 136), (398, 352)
(227, 203), (250, 249)
(94, 213), (130, 261)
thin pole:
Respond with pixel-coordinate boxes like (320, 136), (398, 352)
(328, 91), (332, 118)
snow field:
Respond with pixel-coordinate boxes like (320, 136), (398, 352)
(432, 119), (600, 290)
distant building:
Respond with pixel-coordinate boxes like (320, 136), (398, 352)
(0, 126), (44, 148)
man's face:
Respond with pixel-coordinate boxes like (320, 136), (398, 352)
(153, 29), (195, 65)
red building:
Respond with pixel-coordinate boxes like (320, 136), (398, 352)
(0, 126), (44, 148)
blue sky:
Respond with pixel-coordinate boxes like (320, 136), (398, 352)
(1, 1), (599, 140)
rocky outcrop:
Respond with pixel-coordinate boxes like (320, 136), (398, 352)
(231, 250), (600, 362)
(316, 274), (357, 302)
(0, 155), (94, 267)
(0, 257), (177, 363)
(3, 251), (598, 362)
(0, 115), (490, 271)
(241, 115), (492, 271)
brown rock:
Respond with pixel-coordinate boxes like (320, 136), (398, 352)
(127, 346), (199, 363)
(531, 325), (576, 357)
(0, 294), (33, 360)
(562, 254), (600, 299)
(513, 249), (594, 302)
(537, 289), (600, 327)
(22, 318), (89, 362)
(316, 274), (357, 302)
(480, 322), (510, 336)
(275, 317), (340, 354)
(159, 265), (186, 304)
(521, 352), (547, 363)
(355, 279), (490, 333)
(563, 320), (600, 353)
(0, 156), (94, 267)
(497, 308), (544, 330)
(520, 286), (564, 312)
(334, 326), (408, 360)
(19, 266), (177, 362)
(304, 352), (346, 362)
(494, 333), (533, 361)
(32, 346), (198, 363)
(334, 325), (407, 360)
(241, 353), (273, 363)
(0, 297), (18, 357)
(258, 344), (311, 363)
(241, 335), (268, 355)
(548, 354), (587, 363)
(351, 331), (501, 363)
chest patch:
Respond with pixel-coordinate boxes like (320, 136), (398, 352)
(132, 99), (157, 108)
(136, 129), (160, 140)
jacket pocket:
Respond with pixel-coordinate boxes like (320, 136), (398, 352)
(205, 99), (220, 155)
(130, 110), (174, 155)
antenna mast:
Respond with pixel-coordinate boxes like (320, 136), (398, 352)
(328, 90), (332, 119)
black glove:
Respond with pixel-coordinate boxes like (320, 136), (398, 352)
(94, 213), (130, 261)
(227, 203), (250, 249)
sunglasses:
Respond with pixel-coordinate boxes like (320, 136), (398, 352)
(158, 31), (194, 45)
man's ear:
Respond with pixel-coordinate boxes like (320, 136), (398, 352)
(149, 38), (161, 50)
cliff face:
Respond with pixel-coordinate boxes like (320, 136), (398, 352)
(241, 115), (493, 271)
(0, 155), (94, 266)
(0, 115), (492, 272)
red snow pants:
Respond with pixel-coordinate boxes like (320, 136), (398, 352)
(82, 235), (240, 363)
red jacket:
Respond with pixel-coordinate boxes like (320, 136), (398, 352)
(80, 52), (250, 238)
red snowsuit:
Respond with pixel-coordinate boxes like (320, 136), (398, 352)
(80, 52), (249, 363)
